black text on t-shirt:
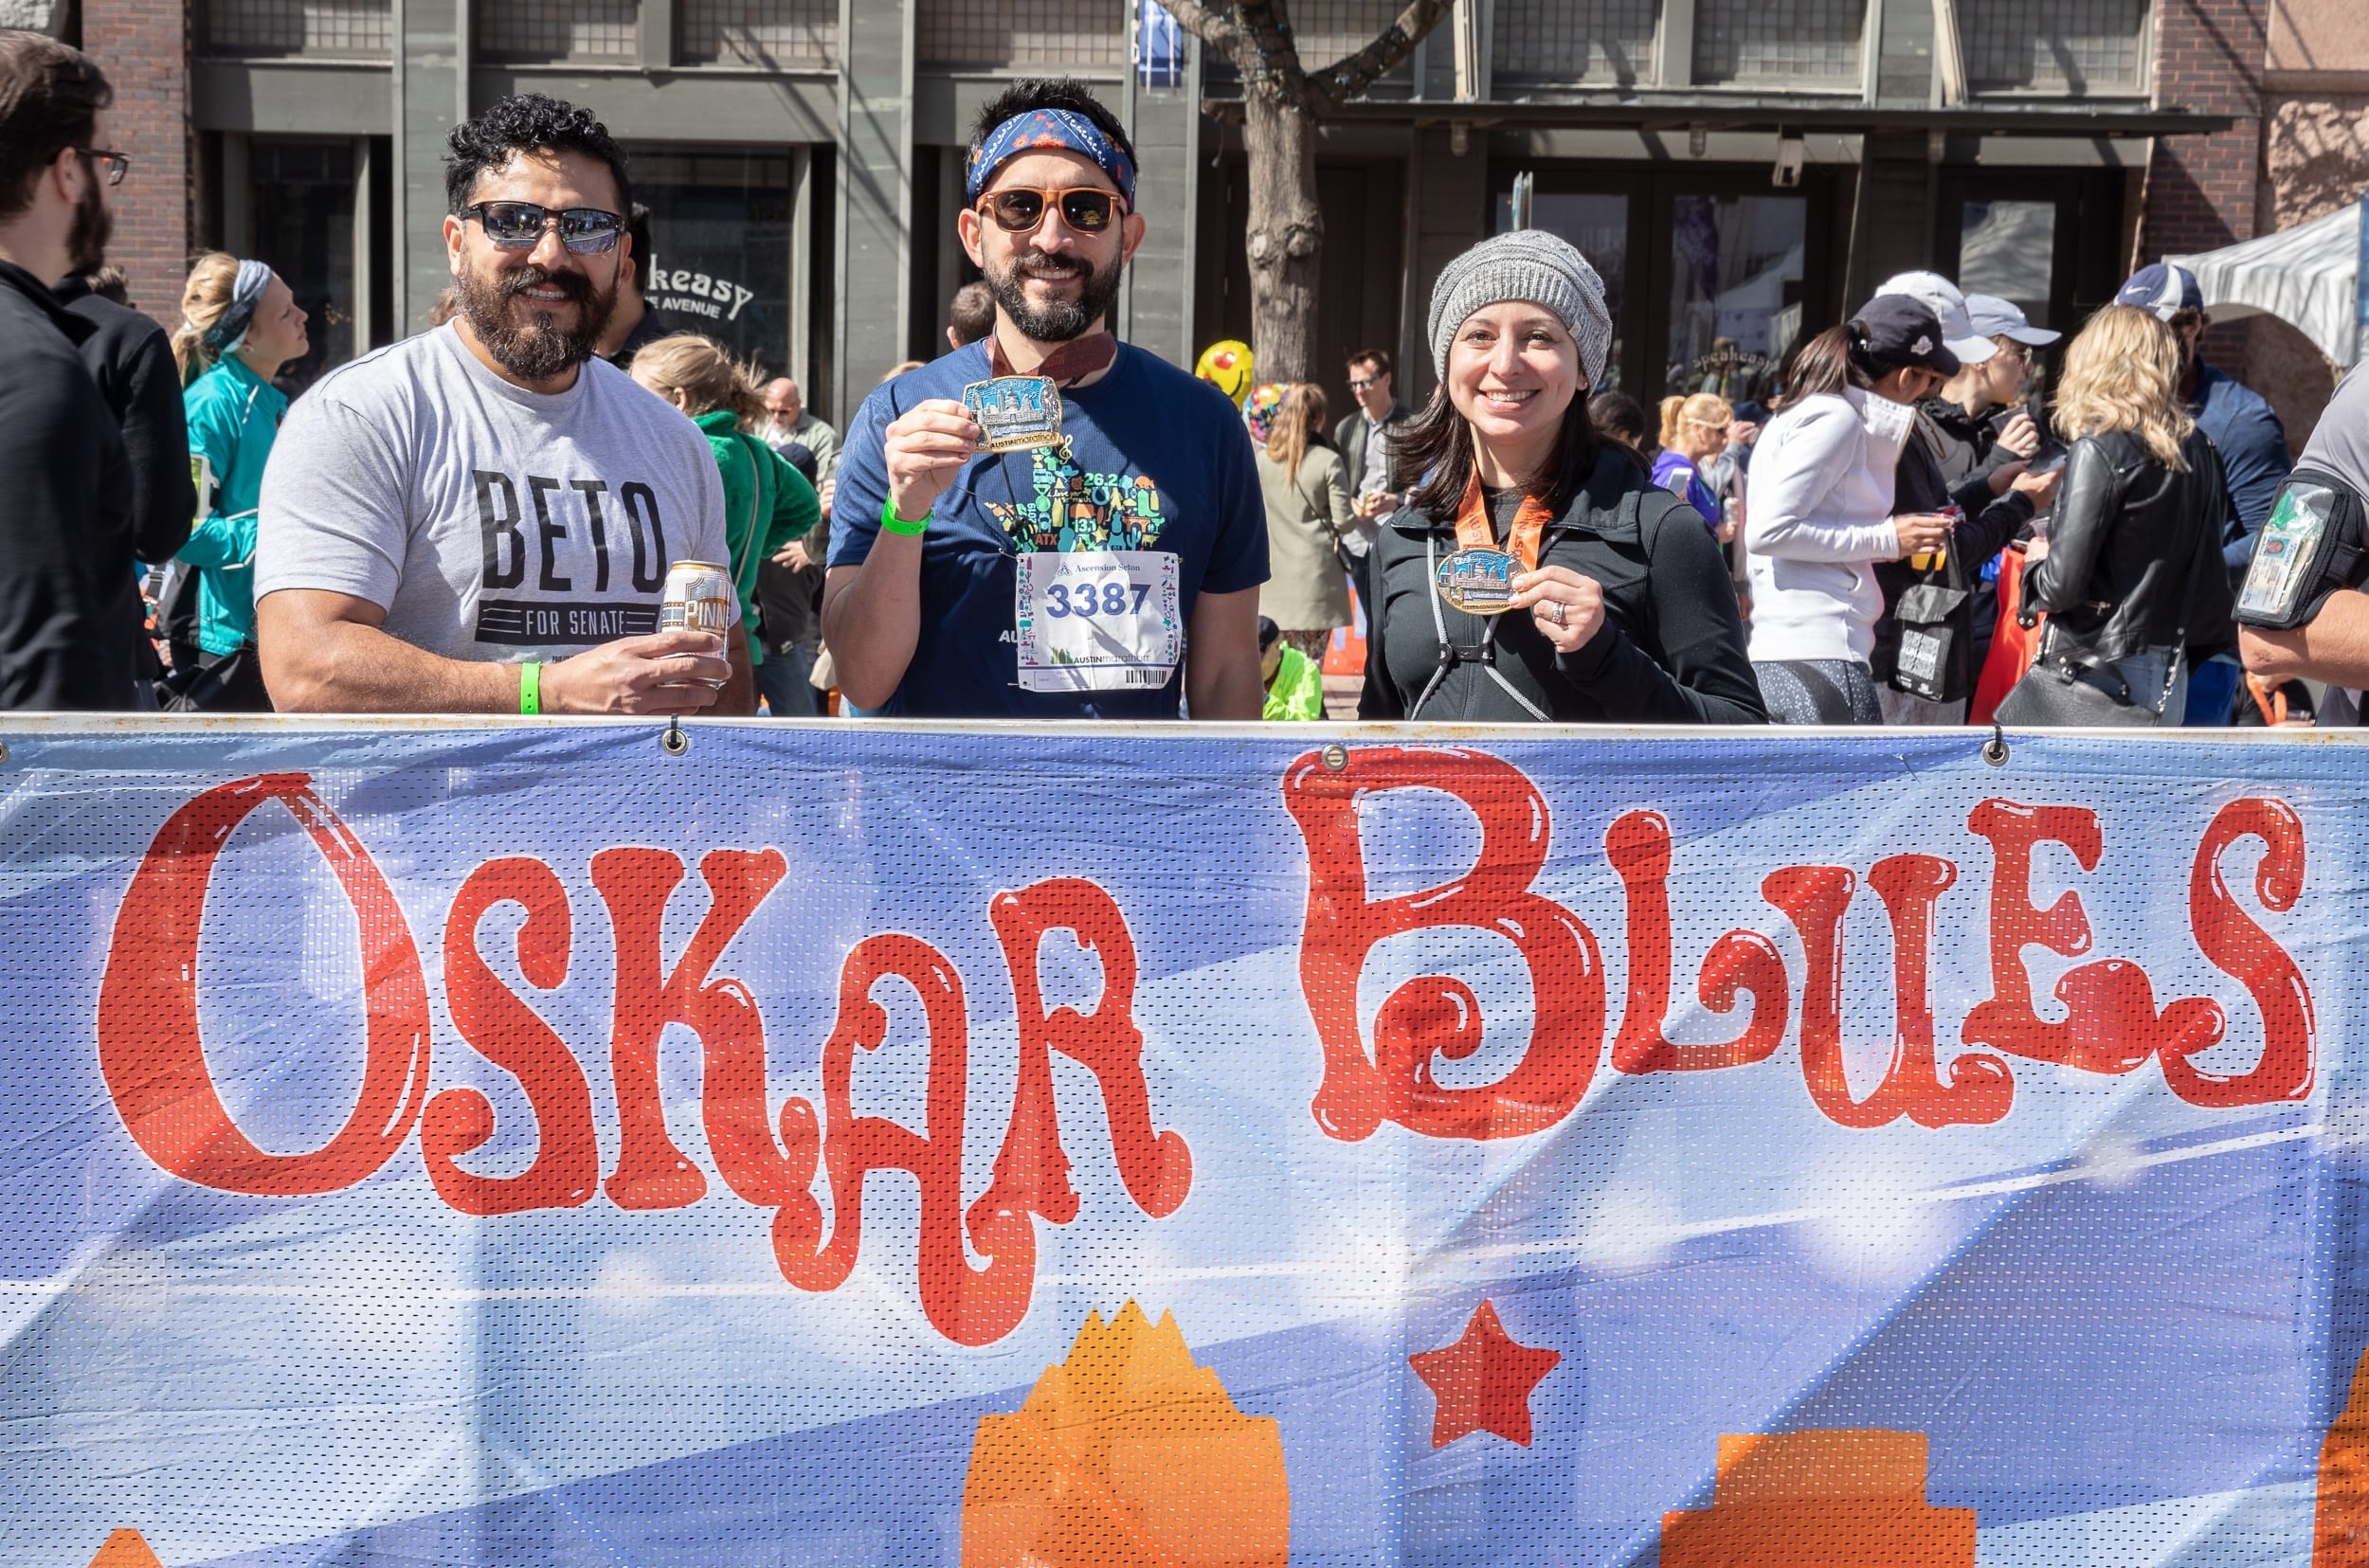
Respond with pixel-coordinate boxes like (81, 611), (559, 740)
(472, 469), (671, 646)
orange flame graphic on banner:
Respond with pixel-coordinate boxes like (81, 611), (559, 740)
(86, 1530), (163, 1568)
(961, 1301), (1289, 1567)
(2316, 1346), (2369, 1562)
(1661, 1430), (1975, 1566)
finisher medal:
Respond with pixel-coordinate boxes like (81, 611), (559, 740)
(1437, 548), (1519, 614)
(964, 375), (1063, 454)
(1437, 478), (1553, 616)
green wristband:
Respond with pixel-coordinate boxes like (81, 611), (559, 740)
(519, 659), (542, 715)
(880, 495), (931, 537)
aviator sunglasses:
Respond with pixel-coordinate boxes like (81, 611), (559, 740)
(460, 200), (624, 255)
(975, 186), (1127, 235)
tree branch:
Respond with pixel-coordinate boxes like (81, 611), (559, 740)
(1157, 0), (1243, 56)
(1234, 0), (1321, 111)
(1308, 0), (1455, 111)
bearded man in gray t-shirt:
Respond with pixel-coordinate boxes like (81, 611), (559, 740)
(255, 93), (749, 714)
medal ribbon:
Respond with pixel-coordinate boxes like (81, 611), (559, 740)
(1452, 476), (1553, 573)
(989, 330), (1118, 388)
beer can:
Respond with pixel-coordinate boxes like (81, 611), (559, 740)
(660, 560), (734, 638)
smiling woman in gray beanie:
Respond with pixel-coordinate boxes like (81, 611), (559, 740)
(1358, 230), (1764, 724)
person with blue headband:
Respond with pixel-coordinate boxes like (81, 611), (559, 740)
(166, 251), (308, 708)
(823, 79), (1269, 719)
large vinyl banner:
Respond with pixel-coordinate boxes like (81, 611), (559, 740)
(7, 721), (2366, 1566)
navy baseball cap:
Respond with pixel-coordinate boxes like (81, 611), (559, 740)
(1852, 295), (1961, 376)
(2113, 263), (2204, 321)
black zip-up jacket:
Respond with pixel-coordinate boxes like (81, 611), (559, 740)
(0, 261), (138, 709)
(1358, 447), (1765, 723)
(2023, 425), (2236, 665)
(54, 276), (194, 567)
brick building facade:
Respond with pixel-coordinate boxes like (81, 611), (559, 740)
(74, 0), (193, 328)
(25, 0), (2360, 437)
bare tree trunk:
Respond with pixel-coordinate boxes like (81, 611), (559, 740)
(1242, 92), (1323, 385)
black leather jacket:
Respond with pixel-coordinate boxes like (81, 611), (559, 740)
(2023, 426), (2236, 665)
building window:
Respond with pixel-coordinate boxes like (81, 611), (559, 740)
(1287, 0), (1402, 69)
(916, 0), (1125, 69)
(1493, 0), (1659, 88)
(201, 0), (390, 58)
(1667, 194), (1806, 402)
(678, 0), (838, 65)
(629, 148), (799, 378)
(248, 139), (357, 392)
(1957, 199), (2057, 317)
(1499, 191), (1631, 388)
(1959, 0), (2148, 94)
(1693, 0), (1864, 86)
(477, 0), (638, 63)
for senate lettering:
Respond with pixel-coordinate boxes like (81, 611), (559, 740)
(94, 750), (2315, 1349)
(471, 469), (669, 643)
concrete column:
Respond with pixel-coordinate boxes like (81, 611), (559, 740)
(834, 0), (914, 419)
(392, 0), (468, 332)
(1121, 27), (1201, 368)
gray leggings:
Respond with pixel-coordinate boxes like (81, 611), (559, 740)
(1752, 658), (1885, 725)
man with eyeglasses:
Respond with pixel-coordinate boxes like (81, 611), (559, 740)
(255, 93), (748, 714)
(0, 32), (141, 709)
(824, 79), (1268, 718)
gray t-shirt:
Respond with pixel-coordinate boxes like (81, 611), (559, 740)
(2300, 360), (2369, 498)
(256, 324), (730, 661)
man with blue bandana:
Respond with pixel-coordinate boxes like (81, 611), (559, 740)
(824, 80), (1269, 718)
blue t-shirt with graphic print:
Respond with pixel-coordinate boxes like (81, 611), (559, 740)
(829, 339), (1270, 717)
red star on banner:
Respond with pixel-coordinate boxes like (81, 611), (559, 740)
(1408, 1299), (1562, 1448)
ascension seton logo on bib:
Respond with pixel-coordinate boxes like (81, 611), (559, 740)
(470, 467), (675, 646)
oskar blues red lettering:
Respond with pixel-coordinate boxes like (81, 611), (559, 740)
(96, 752), (2317, 1348)
(473, 469), (669, 645)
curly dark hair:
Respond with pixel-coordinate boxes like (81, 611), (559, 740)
(443, 92), (630, 217)
(967, 79), (1137, 182)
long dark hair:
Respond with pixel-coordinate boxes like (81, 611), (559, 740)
(1771, 319), (1922, 411)
(1401, 383), (1600, 518)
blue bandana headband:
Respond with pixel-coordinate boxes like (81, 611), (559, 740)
(966, 108), (1136, 208)
(202, 259), (275, 356)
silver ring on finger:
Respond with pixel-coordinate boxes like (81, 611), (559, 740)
(1549, 600), (1567, 627)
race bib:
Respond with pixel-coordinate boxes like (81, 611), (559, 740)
(1014, 550), (1183, 693)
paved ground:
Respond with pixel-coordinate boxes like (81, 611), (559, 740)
(1323, 673), (1362, 720)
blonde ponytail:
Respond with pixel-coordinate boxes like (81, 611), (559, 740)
(630, 333), (768, 426)
(172, 251), (241, 387)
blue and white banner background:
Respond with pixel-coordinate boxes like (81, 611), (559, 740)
(1, 720), (2363, 1568)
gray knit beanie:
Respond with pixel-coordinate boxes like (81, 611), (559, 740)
(1427, 229), (1614, 387)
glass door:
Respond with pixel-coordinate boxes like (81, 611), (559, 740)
(1665, 192), (1808, 406)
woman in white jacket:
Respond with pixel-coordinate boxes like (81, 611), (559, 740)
(1745, 297), (1961, 722)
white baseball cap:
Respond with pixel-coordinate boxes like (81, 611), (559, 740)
(1872, 270), (1998, 365)
(1962, 293), (2061, 346)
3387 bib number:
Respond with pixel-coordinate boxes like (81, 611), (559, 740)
(1041, 580), (1153, 619)
(1015, 550), (1183, 694)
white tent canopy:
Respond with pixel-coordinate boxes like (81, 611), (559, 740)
(2169, 201), (2365, 368)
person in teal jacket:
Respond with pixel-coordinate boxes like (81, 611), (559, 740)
(170, 253), (308, 709)
(629, 335), (820, 674)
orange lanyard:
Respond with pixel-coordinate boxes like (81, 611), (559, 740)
(1452, 477), (1553, 572)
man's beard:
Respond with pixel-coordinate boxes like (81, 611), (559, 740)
(65, 179), (111, 275)
(455, 261), (614, 381)
(984, 248), (1121, 343)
